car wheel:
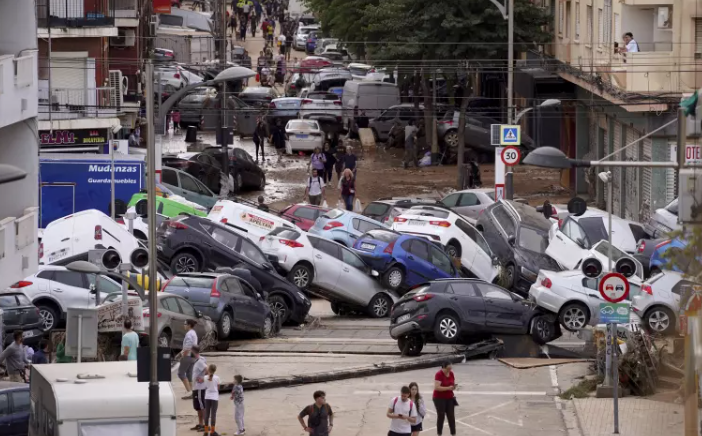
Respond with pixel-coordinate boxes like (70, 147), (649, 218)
(330, 302), (340, 315)
(235, 173), (244, 192)
(382, 266), (405, 291)
(644, 306), (675, 335)
(218, 311), (233, 338)
(368, 293), (392, 318)
(288, 264), (313, 289)
(444, 130), (459, 149)
(503, 264), (516, 289)
(158, 329), (171, 348)
(559, 303), (590, 331)
(445, 241), (461, 260)
(259, 174), (266, 190)
(38, 305), (59, 331)
(170, 252), (200, 274)
(268, 294), (290, 324)
(434, 313), (460, 343)
(260, 315), (274, 338)
(531, 315), (556, 345)
(398, 335), (424, 356)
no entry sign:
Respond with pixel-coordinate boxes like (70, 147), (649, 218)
(501, 146), (521, 166)
(599, 272), (630, 303)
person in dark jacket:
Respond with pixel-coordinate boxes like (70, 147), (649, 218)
(253, 116), (269, 161)
(322, 142), (336, 184)
(340, 169), (356, 211)
(32, 340), (50, 364)
(270, 119), (287, 155)
(341, 146), (358, 177)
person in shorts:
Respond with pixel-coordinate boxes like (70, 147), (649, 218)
(177, 319), (199, 399)
(190, 346), (208, 431)
(386, 386), (417, 436)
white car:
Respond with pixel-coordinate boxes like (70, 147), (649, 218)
(294, 25), (320, 50)
(347, 63), (372, 81)
(207, 200), (297, 241)
(9, 265), (122, 331)
(260, 226), (398, 317)
(439, 188), (496, 220)
(391, 205), (499, 283)
(632, 270), (694, 335)
(285, 119), (324, 151)
(300, 92), (343, 127)
(529, 269), (641, 331)
(41, 209), (141, 267)
(155, 65), (188, 89)
(117, 207), (169, 241)
(546, 210), (648, 269)
(645, 198), (681, 238)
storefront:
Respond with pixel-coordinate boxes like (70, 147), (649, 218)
(39, 128), (109, 153)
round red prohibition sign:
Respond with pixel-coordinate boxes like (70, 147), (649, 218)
(598, 272), (630, 303)
(501, 146), (521, 166)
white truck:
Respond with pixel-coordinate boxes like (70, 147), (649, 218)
(28, 361), (177, 436)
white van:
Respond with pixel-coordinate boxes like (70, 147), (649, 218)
(41, 209), (141, 266)
(29, 361), (177, 436)
(341, 81), (400, 130)
(207, 200), (297, 242)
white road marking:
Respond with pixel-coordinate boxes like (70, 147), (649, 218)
(549, 365), (559, 389)
(456, 421), (494, 435)
(487, 415), (523, 427)
(462, 401), (513, 418)
(353, 390), (548, 396)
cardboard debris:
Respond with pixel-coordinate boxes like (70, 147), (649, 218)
(499, 357), (590, 369)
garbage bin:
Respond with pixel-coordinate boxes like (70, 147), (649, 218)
(185, 125), (198, 143)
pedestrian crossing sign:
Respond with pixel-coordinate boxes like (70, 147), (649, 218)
(500, 125), (520, 145)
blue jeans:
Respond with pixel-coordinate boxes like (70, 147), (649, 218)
(342, 194), (354, 211)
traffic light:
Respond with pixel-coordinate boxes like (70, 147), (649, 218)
(581, 257), (603, 278)
(101, 249), (122, 271)
(615, 258), (637, 278)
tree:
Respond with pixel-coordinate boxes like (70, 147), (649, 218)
(302, 0), (380, 58)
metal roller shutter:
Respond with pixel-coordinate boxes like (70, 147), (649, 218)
(666, 143), (677, 203)
(50, 54), (87, 107)
(612, 121), (622, 217)
(641, 137), (653, 223)
(624, 127), (639, 221)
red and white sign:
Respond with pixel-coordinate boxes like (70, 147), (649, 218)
(599, 272), (630, 303)
(501, 146), (521, 166)
(494, 184), (505, 201)
(153, 0), (171, 14)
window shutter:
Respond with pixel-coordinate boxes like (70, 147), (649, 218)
(598, 8), (603, 46)
(587, 6), (593, 44)
(695, 19), (702, 56)
(575, 2), (580, 40)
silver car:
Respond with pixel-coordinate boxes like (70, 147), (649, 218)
(141, 292), (218, 349)
(439, 188), (495, 220)
(632, 270), (693, 335)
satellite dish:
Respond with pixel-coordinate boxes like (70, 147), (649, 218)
(567, 197), (587, 217)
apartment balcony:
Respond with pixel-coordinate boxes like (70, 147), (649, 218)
(0, 208), (39, 291)
(113, 0), (138, 27)
(38, 80), (122, 121)
(37, 0), (115, 29)
(607, 51), (680, 93)
(0, 52), (39, 130)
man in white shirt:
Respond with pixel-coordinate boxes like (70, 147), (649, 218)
(305, 168), (325, 206)
(278, 34), (287, 55)
(386, 386), (417, 436)
(190, 346), (208, 432)
(621, 32), (639, 53)
(178, 319), (199, 399)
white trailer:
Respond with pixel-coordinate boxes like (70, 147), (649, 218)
(28, 361), (177, 436)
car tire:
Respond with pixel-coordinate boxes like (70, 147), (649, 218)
(235, 173), (244, 192)
(445, 241), (461, 260)
(367, 293), (392, 318)
(216, 341), (230, 351)
(398, 335), (424, 356)
(444, 130), (459, 149)
(268, 294), (291, 324)
(382, 266), (405, 291)
(559, 303), (590, 331)
(37, 304), (59, 331)
(503, 263), (516, 289)
(288, 264), (313, 289)
(260, 315), (274, 338)
(644, 306), (675, 335)
(170, 252), (200, 274)
(330, 302), (340, 315)
(218, 311), (233, 339)
(434, 312), (460, 343)
(531, 315), (556, 345)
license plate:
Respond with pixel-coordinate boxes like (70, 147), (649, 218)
(48, 250), (68, 263)
(360, 243), (376, 250)
(296, 134), (309, 139)
(397, 314), (411, 323)
(22, 330), (34, 338)
(409, 220), (426, 226)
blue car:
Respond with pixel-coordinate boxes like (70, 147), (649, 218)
(0, 382), (30, 436)
(353, 229), (460, 292)
(309, 209), (386, 247)
(650, 238), (690, 275)
(305, 33), (318, 54)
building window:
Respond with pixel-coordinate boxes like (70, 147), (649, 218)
(614, 13), (621, 48)
(598, 8), (603, 47)
(586, 5), (593, 45)
(575, 2), (580, 40)
(695, 18), (702, 58)
(604, 0), (612, 45)
(566, 1), (572, 38)
(559, 1), (565, 36)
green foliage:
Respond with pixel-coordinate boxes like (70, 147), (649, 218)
(662, 225), (702, 282)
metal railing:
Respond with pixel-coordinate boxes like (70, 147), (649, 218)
(39, 86), (120, 119)
(112, 0), (137, 18)
(14, 56), (34, 88)
(37, 0), (115, 27)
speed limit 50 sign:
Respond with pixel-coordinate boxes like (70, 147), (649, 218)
(501, 146), (521, 166)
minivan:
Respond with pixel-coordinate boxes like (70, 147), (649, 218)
(341, 81), (400, 130)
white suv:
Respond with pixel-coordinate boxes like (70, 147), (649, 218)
(9, 265), (122, 331)
(391, 205), (499, 283)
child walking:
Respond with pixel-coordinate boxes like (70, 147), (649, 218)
(203, 364), (220, 436)
(230, 374), (246, 435)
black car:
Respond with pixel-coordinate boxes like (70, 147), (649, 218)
(201, 147), (266, 192)
(388, 278), (560, 356)
(0, 382), (30, 435)
(238, 87), (279, 108)
(162, 273), (273, 338)
(476, 200), (561, 295)
(0, 292), (44, 347)
(162, 156), (221, 194)
(155, 215), (311, 324)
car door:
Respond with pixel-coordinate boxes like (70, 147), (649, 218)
(374, 108), (398, 139)
(441, 193), (461, 210)
(546, 217), (592, 269)
(336, 246), (376, 305)
(401, 239), (436, 284)
(208, 227), (243, 269)
(176, 298), (210, 341)
(455, 219), (498, 282)
(49, 270), (92, 311)
(8, 389), (29, 436)
(0, 392), (11, 436)
(447, 282), (487, 333)
(160, 296), (185, 345)
(464, 116), (490, 148)
(454, 192), (483, 219)
(428, 244), (458, 279)
(309, 237), (343, 292)
(578, 276), (607, 324)
(223, 277), (256, 329)
(193, 178), (218, 209)
(475, 283), (528, 333)
(177, 171), (205, 205)
(234, 149), (255, 185)
(239, 279), (267, 330)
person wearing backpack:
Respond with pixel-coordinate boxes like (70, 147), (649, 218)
(305, 168), (325, 206)
(409, 382), (426, 436)
(387, 386), (417, 436)
(298, 390), (334, 436)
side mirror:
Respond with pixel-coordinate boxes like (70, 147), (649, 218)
(371, 270), (379, 277)
(491, 256), (499, 266)
(197, 310), (203, 318)
(256, 292), (262, 300)
(507, 235), (516, 246)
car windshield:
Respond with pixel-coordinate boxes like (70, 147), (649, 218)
(268, 227), (301, 240)
(409, 207), (449, 219)
(323, 209), (345, 219)
(167, 276), (215, 289)
(666, 198), (679, 215)
(0, 294), (27, 307)
(308, 92), (339, 100)
(288, 120), (318, 130)
(364, 202), (391, 216)
(577, 217), (609, 244)
(518, 226), (548, 253)
(349, 67), (369, 76)
(593, 241), (628, 262)
(364, 229), (399, 243)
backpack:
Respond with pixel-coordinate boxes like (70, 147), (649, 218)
(308, 176), (322, 188)
(392, 397), (414, 416)
(306, 404), (331, 428)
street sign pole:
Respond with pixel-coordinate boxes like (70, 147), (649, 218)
(613, 322), (619, 434)
(495, 147), (505, 200)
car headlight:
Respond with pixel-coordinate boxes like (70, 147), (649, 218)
(296, 291), (307, 301)
(520, 266), (538, 281)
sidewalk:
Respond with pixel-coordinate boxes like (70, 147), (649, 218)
(573, 397), (685, 436)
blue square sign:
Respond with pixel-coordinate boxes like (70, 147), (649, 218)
(599, 303), (630, 324)
(500, 125), (520, 145)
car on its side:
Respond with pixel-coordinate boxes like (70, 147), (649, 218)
(309, 209), (387, 247)
(280, 203), (329, 231)
(160, 166), (218, 210)
(285, 119), (325, 152)
(0, 291), (44, 347)
(362, 197), (440, 226)
(162, 155), (221, 194)
(161, 273), (273, 338)
(207, 199), (297, 241)
(645, 198), (681, 238)
(0, 381), (30, 436)
(437, 111), (533, 157)
(260, 227), (398, 317)
(632, 270), (695, 335)
(388, 279), (561, 356)
(199, 147), (266, 192)
(353, 229), (461, 292)
(439, 189), (496, 221)
(155, 215), (311, 324)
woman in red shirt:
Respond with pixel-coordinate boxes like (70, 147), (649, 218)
(432, 362), (456, 436)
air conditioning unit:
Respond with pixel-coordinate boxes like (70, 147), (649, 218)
(110, 29), (136, 47)
(109, 70), (124, 110)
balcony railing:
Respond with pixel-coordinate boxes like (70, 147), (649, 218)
(37, 0), (115, 28)
(607, 51), (679, 93)
(38, 83), (121, 120)
(112, 0), (137, 18)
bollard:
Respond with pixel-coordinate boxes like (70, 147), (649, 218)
(185, 126), (198, 143)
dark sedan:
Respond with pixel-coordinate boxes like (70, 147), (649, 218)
(0, 292), (45, 347)
(0, 382), (30, 436)
(238, 86), (280, 109)
(388, 278), (560, 356)
(155, 215), (311, 324)
(178, 89), (257, 136)
(162, 156), (221, 195)
(201, 147), (266, 192)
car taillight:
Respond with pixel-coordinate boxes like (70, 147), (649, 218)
(438, 120), (453, 125)
(642, 285), (653, 295)
(430, 221), (451, 227)
(260, 236), (265, 242)
(541, 277), (552, 288)
(394, 217), (408, 223)
(95, 225), (103, 240)
(323, 221), (343, 230)
(221, 218), (228, 224)
(269, 102), (277, 108)
(302, 99), (313, 104)
(280, 239), (304, 248)
(167, 221), (188, 230)
(333, 101), (342, 106)
(144, 311), (162, 318)
(39, 242), (43, 259)
(290, 84), (296, 89)
(161, 276), (173, 292)
(174, 73), (181, 79)
(655, 240), (671, 250)
(413, 293), (434, 302)
(211, 279), (221, 298)
(637, 241), (646, 253)
(384, 241), (396, 254)
(11, 281), (33, 288)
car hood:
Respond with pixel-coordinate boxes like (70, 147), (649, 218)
(514, 247), (561, 272)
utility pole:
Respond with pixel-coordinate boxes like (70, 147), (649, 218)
(431, 69), (438, 160)
(505, 0), (515, 200)
(219, 0), (229, 178)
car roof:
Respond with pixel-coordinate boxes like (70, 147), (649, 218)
(173, 272), (226, 279)
(452, 188), (493, 195)
(500, 200), (552, 230)
(0, 381), (29, 391)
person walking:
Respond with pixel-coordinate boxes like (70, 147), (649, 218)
(409, 382), (427, 436)
(386, 386), (418, 436)
(298, 390), (334, 436)
(253, 116), (268, 161)
(177, 319), (199, 399)
(230, 374), (246, 435)
(203, 364), (221, 436)
(190, 346), (208, 432)
(120, 319), (139, 361)
(341, 146), (358, 177)
(0, 330), (27, 382)
(340, 169), (356, 211)
(322, 142), (336, 184)
(305, 168), (325, 206)
(433, 362), (457, 436)
(31, 340), (50, 365)
(310, 146), (327, 181)
(403, 119), (418, 168)
(270, 119), (286, 157)
(334, 144), (346, 183)
(239, 18), (248, 42)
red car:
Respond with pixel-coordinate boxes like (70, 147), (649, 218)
(281, 204), (329, 231)
(298, 57), (333, 73)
